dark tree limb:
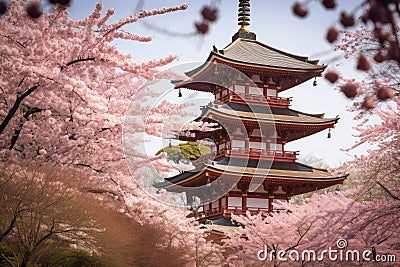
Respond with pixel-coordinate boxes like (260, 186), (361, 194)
(36, 221), (55, 248)
(0, 214), (17, 243)
(61, 57), (95, 71)
(377, 181), (400, 201)
(0, 86), (38, 136)
(9, 107), (42, 150)
(0, 253), (16, 267)
(66, 57), (95, 66)
(75, 163), (103, 173)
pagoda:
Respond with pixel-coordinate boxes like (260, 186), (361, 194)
(155, 0), (347, 222)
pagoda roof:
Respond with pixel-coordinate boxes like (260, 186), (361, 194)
(154, 158), (347, 190)
(173, 38), (327, 92)
(209, 158), (341, 180)
(218, 38), (325, 71)
(198, 102), (338, 126)
(181, 38), (325, 78)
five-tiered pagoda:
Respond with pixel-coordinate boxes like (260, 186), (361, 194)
(155, 0), (347, 222)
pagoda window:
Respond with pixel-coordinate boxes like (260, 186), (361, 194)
(228, 197), (242, 208)
(249, 86), (262, 95)
(249, 141), (263, 150)
(247, 198), (269, 209)
(235, 85), (246, 94)
(266, 88), (277, 97)
(231, 140), (245, 150)
(222, 88), (228, 97)
(270, 143), (283, 151)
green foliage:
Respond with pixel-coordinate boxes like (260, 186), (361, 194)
(156, 142), (211, 164)
(20, 104), (29, 113)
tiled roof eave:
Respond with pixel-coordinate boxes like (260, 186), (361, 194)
(154, 165), (348, 189)
(172, 51), (326, 89)
(222, 38), (313, 63)
(206, 164), (348, 182)
(210, 53), (326, 72)
(203, 107), (338, 126)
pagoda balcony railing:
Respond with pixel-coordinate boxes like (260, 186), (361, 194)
(194, 206), (286, 220)
(226, 147), (299, 162)
(192, 150), (226, 167)
(219, 92), (292, 108)
(187, 147), (298, 167)
(192, 153), (214, 167)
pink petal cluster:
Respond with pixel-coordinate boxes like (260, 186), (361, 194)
(0, 1), (223, 264)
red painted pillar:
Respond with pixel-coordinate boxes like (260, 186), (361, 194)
(242, 193), (247, 212)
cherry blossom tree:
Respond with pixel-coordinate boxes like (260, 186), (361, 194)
(0, 0), (184, 171)
(331, 27), (398, 113)
(291, 0), (399, 110)
(224, 191), (399, 266)
(224, 193), (353, 266)
(0, 1), (225, 266)
(0, 164), (103, 266)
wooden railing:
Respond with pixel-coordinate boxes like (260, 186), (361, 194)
(195, 206), (286, 220)
(192, 154), (214, 167)
(226, 147), (298, 162)
(219, 92), (291, 108)
(192, 147), (298, 164)
(191, 150), (227, 168)
(181, 147), (298, 168)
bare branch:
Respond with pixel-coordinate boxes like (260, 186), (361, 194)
(376, 181), (400, 201)
(65, 57), (95, 67)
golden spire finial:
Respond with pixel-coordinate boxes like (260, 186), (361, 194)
(232, 0), (256, 41)
(238, 0), (250, 33)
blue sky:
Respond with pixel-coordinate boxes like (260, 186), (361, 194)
(69, 1), (369, 167)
